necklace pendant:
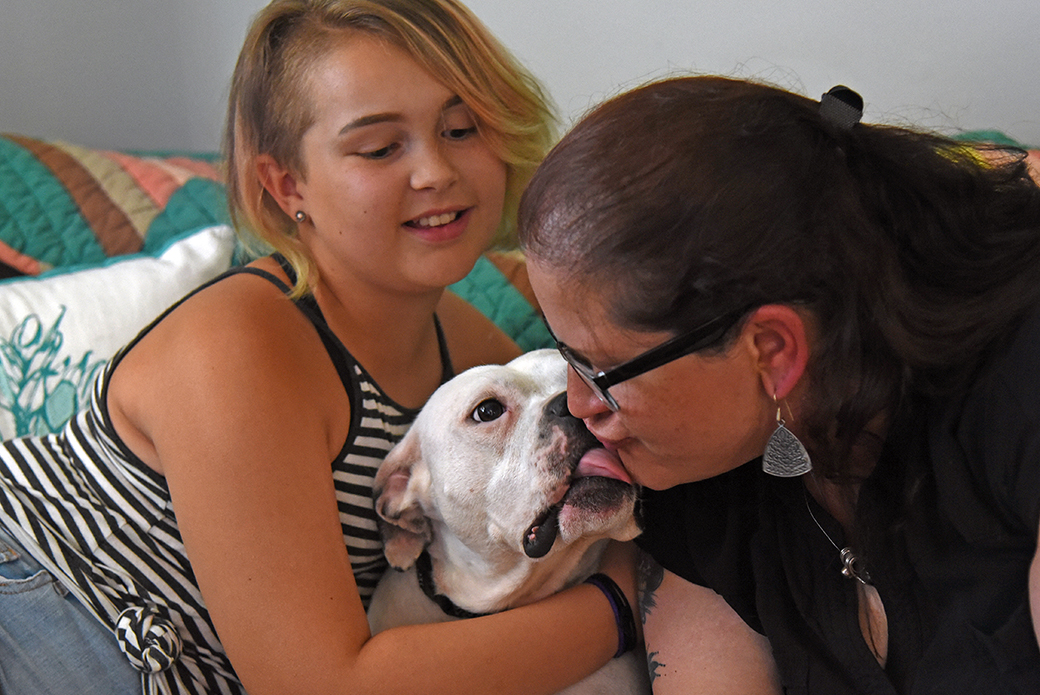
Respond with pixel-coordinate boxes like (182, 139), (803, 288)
(840, 547), (872, 585)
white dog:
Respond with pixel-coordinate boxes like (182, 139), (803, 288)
(368, 349), (650, 694)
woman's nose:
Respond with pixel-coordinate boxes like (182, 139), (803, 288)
(565, 368), (613, 421)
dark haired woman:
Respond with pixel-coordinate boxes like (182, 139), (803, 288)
(520, 76), (1040, 694)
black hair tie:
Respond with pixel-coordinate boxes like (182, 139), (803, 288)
(819, 85), (864, 131)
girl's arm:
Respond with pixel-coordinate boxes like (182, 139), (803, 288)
(436, 289), (523, 370)
(110, 275), (630, 695)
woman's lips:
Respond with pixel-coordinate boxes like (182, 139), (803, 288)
(590, 432), (625, 454)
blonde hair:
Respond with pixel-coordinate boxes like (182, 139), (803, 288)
(224, 0), (556, 295)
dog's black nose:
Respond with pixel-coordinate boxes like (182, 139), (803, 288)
(546, 391), (571, 419)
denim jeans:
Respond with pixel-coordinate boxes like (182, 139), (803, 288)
(0, 524), (142, 694)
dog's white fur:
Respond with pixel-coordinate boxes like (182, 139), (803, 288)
(368, 350), (650, 694)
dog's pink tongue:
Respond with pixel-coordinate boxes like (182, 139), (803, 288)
(575, 448), (632, 485)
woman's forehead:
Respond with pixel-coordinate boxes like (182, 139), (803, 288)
(528, 259), (670, 361)
(527, 259), (593, 319)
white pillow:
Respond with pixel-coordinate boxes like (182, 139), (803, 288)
(0, 224), (237, 439)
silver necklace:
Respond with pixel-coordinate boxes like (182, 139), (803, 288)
(803, 487), (872, 585)
(803, 482), (889, 667)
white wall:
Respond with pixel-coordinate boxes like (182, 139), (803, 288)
(470, 0), (1040, 145)
(0, 0), (259, 152)
(1, 0), (1037, 152)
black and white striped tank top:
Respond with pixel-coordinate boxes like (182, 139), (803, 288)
(0, 261), (452, 694)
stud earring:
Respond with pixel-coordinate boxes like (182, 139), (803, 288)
(294, 210), (307, 222)
(762, 395), (812, 477)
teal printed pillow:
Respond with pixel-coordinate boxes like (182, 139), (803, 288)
(0, 224), (236, 439)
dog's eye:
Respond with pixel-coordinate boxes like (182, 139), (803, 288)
(471, 398), (506, 423)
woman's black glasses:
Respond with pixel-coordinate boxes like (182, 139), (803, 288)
(546, 308), (750, 411)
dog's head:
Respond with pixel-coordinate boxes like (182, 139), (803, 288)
(373, 349), (639, 608)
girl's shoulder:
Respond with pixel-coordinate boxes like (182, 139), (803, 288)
(436, 289), (523, 372)
(106, 259), (352, 473)
(135, 258), (318, 371)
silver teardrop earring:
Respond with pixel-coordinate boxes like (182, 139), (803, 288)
(762, 395), (812, 477)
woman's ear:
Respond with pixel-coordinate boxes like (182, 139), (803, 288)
(743, 305), (810, 400)
(256, 154), (303, 218)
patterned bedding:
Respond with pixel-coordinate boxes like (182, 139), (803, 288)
(0, 135), (228, 273)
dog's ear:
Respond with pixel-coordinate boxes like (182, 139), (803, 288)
(373, 431), (432, 570)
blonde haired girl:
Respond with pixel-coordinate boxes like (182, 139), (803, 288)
(0, 2), (640, 693)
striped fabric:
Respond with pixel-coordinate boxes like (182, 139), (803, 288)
(338, 364), (416, 599)
(0, 268), (417, 694)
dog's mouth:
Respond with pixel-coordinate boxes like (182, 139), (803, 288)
(522, 447), (634, 559)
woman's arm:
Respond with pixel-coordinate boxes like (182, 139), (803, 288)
(1030, 523), (1040, 648)
(110, 275), (627, 695)
(639, 554), (781, 694)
